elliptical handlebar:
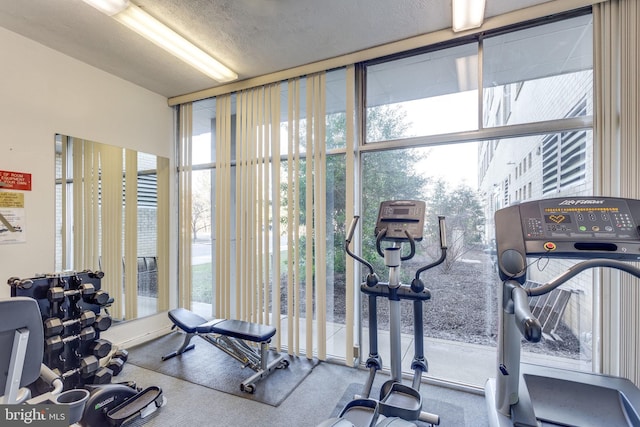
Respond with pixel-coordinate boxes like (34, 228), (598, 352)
(346, 213), (448, 293)
(437, 215), (447, 249)
(345, 216), (377, 281)
(375, 228), (416, 261)
(411, 216), (448, 292)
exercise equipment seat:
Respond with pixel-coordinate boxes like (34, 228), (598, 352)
(163, 308), (289, 393)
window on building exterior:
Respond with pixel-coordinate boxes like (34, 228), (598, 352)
(541, 98), (588, 194)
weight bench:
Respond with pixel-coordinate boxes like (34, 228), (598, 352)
(162, 308), (288, 393)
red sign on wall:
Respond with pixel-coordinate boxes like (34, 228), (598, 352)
(0, 170), (32, 191)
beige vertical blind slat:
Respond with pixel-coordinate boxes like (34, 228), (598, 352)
(286, 79), (296, 354)
(98, 143), (123, 319)
(249, 89), (258, 321)
(236, 90), (244, 319)
(216, 94), (232, 318)
(89, 144), (100, 269)
(236, 90), (247, 319)
(260, 86), (269, 326)
(215, 95), (224, 318)
(214, 95), (232, 317)
(305, 77), (314, 358)
(345, 65), (356, 364)
(312, 73), (328, 360)
(257, 87), (265, 324)
(156, 156), (170, 311)
(61, 135), (68, 270)
(243, 89), (252, 321)
(287, 77), (302, 355)
(178, 103), (193, 309)
(72, 139), (84, 268)
(271, 83), (282, 349)
(124, 149), (138, 320)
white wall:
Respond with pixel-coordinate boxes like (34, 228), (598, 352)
(0, 26), (175, 343)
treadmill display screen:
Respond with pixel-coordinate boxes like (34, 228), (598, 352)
(523, 198), (638, 240)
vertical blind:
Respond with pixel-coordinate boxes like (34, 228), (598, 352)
(594, 0), (640, 383)
(60, 137), (170, 319)
(181, 72), (335, 360)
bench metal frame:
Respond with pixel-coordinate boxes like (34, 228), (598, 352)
(162, 310), (288, 393)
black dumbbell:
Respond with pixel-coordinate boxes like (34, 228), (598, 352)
(43, 311), (97, 337)
(90, 339), (113, 358)
(86, 270), (104, 279)
(91, 367), (113, 384)
(93, 314), (112, 331)
(113, 349), (128, 363)
(47, 284), (96, 302)
(107, 358), (125, 376)
(107, 348), (129, 376)
(53, 355), (100, 379)
(45, 327), (97, 353)
(87, 289), (110, 306)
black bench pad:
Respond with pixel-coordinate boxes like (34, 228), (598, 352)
(169, 308), (276, 342)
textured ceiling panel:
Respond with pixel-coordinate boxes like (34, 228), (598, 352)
(0, 0), (552, 98)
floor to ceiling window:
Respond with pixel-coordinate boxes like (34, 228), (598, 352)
(360, 12), (593, 385)
(183, 10), (594, 387)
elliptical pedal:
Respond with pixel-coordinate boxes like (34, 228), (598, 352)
(105, 386), (164, 426)
(379, 382), (422, 420)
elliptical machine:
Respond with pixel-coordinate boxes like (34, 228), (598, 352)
(323, 200), (447, 427)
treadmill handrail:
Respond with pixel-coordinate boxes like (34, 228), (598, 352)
(527, 258), (640, 297)
(506, 281), (542, 343)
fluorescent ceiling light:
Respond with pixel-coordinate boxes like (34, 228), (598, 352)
(452, 0), (486, 32)
(83, 0), (238, 83)
(82, 0), (129, 17)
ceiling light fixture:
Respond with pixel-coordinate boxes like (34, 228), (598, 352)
(452, 0), (486, 33)
(83, 0), (238, 83)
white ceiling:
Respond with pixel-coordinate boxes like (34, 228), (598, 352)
(0, 0), (553, 99)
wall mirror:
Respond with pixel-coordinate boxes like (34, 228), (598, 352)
(55, 134), (169, 321)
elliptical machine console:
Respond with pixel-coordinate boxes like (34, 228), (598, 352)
(375, 200), (426, 242)
(322, 200), (446, 427)
(486, 196), (640, 427)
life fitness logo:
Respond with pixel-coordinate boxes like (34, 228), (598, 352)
(558, 199), (605, 205)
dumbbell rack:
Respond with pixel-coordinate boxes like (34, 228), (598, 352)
(7, 270), (126, 391)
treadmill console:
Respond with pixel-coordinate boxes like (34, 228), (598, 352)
(375, 200), (425, 242)
(495, 197), (640, 280)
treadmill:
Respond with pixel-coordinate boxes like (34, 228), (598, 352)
(485, 196), (640, 427)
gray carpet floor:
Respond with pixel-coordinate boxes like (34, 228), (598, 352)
(120, 359), (489, 427)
